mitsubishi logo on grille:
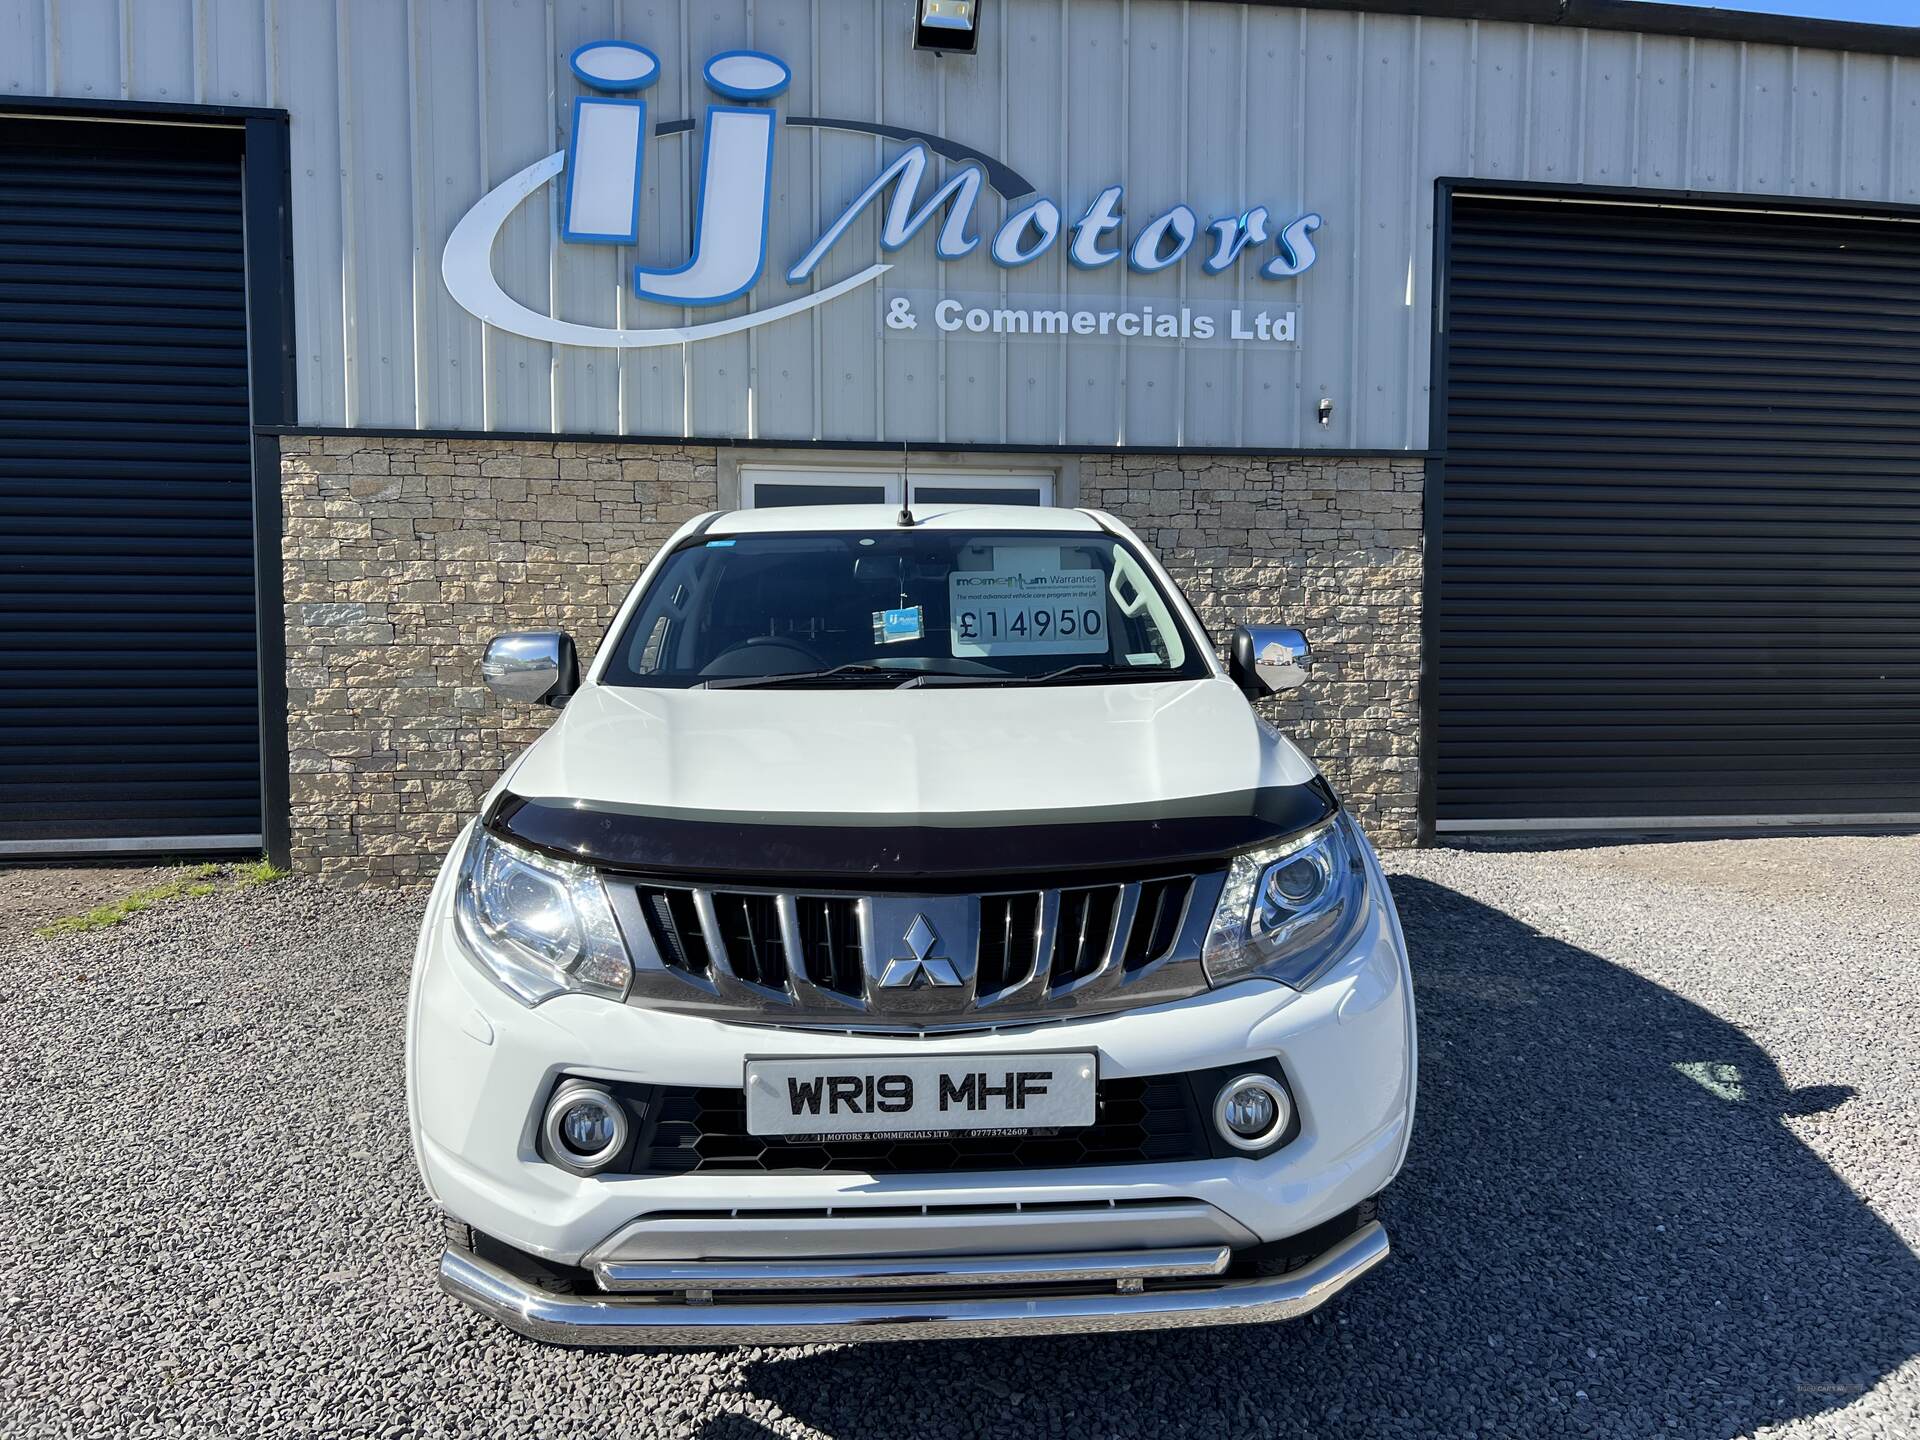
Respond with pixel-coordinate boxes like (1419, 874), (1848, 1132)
(879, 914), (963, 989)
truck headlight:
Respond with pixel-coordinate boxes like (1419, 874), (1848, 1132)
(1201, 814), (1369, 990)
(452, 828), (632, 1004)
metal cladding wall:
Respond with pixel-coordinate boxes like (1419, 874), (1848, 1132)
(0, 119), (260, 849)
(1433, 191), (1920, 829)
(6, 0), (1920, 449)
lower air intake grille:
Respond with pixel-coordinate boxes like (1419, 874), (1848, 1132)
(635, 1074), (1210, 1175)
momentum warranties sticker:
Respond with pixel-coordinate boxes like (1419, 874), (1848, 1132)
(948, 570), (1108, 657)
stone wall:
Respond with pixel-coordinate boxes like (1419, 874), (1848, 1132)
(280, 436), (718, 882)
(280, 436), (1422, 882)
(1081, 454), (1425, 846)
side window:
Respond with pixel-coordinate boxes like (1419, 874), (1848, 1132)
(622, 566), (702, 675)
(749, 480), (890, 507)
(636, 614), (672, 673)
(1108, 549), (1185, 667)
(909, 472), (1052, 507)
(911, 483), (1044, 506)
(739, 465), (1055, 510)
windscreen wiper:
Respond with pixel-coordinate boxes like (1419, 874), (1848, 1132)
(897, 662), (1150, 689)
(698, 663), (902, 690)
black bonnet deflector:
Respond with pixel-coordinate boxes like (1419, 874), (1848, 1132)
(484, 780), (1339, 887)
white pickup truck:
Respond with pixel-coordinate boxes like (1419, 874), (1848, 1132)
(408, 502), (1416, 1345)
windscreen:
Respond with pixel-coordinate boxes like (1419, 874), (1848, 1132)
(599, 530), (1211, 688)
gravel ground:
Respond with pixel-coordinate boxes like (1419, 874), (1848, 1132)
(0, 862), (190, 931)
(2, 837), (1916, 1439)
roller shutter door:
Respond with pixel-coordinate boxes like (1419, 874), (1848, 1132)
(0, 120), (259, 852)
(1434, 192), (1920, 831)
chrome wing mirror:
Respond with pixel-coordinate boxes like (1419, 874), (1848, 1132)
(1228, 625), (1309, 698)
(482, 631), (580, 707)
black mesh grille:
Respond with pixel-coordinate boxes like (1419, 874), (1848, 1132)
(636, 887), (707, 976)
(1121, 876), (1193, 972)
(796, 896), (862, 996)
(1048, 886), (1121, 986)
(976, 891), (1041, 995)
(635, 1074), (1209, 1175)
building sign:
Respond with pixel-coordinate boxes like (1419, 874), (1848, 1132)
(441, 40), (1321, 350)
(884, 292), (1299, 346)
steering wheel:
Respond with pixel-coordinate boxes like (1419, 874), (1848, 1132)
(710, 635), (827, 669)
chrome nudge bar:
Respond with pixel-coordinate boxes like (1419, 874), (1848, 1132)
(601, 869), (1229, 1025)
(593, 1246), (1233, 1292)
(438, 1222), (1389, 1347)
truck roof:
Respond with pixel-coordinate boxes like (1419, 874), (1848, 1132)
(704, 503), (1107, 536)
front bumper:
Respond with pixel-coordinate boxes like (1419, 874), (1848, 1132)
(406, 821), (1416, 1344)
(438, 1219), (1390, 1346)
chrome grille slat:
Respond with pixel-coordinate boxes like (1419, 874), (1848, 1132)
(775, 894), (857, 1011)
(611, 869), (1221, 1026)
(795, 895), (864, 997)
(691, 889), (789, 1008)
(979, 889), (1061, 1012)
(1048, 885), (1123, 988)
(712, 891), (788, 990)
(975, 891), (1042, 998)
(1123, 877), (1196, 974)
(1049, 882), (1140, 1003)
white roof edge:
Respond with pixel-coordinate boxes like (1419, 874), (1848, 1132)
(704, 503), (1106, 535)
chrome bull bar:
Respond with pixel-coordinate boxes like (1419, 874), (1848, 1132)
(438, 1220), (1389, 1347)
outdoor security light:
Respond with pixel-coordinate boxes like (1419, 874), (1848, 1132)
(914, 0), (980, 55)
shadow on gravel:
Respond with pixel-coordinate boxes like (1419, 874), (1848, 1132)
(706, 876), (1920, 1440)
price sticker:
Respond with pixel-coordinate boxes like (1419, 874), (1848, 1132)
(948, 569), (1108, 657)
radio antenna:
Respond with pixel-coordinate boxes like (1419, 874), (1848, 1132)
(896, 440), (915, 527)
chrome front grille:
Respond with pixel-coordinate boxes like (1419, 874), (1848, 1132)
(603, 871), (1225, 1026)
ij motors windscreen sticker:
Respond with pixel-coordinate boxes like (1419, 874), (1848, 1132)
(873, 606), (925, 644)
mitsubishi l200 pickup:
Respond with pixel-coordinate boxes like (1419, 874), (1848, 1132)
(408, 502), (1416, 1345)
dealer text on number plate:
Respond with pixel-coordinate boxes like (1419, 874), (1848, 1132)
(744, 1053), (1097, 1137)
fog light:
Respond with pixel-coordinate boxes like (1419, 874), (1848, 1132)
(1213, 1074), (1291, 1151)
(542, 1082), (628, 1174)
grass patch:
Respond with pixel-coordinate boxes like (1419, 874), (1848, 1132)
(232, 858), (291, 889)
(34, 859), (289, 939)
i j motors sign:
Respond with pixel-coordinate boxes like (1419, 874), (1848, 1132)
(442, 40), (1321, 350)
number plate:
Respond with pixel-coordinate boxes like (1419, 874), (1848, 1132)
(744, 1053), (1098, 1138)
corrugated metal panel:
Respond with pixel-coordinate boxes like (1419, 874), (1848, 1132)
(1433, 192), (1920, 827)
(2, 0), (1918, 447)
(0, 119), (261, 847)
